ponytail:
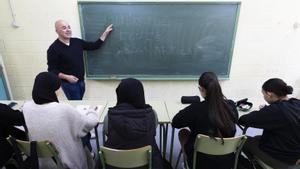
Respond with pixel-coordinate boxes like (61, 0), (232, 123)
(262, 78), (293, 97)
(198, 72), (237, 139)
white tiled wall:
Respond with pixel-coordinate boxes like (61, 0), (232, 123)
(0, 0), (300, 105)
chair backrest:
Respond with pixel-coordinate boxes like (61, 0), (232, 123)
(193, 134), (247, 169)
(254, 155), (300, 169)
(7, 136), (64, 169)
(99, 145), (152, 169)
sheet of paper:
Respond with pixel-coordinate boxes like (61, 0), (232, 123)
(76, 105), (103, 119)
(75, 105), (103, 139)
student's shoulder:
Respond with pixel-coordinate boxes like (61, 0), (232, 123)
(190, 101), (205, 107)
(226, 99), (235, 105)
(225, 99), (237, 108)
(269, 98), (300, 111)
(0, 103), (18, 112)
(0, 102), (10, 108)
(183, 101), (206, 112)
(23, 100), (35, 108)
(50, 103), (81, 117)
(286, 98), (300, 105)
(57, 102), (76, 110)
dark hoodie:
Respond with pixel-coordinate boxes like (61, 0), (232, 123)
(105, 103), (156, 149)
(239, 98), (300, 164)
(104, 78), (164, 169)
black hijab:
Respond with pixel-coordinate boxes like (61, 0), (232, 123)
(32, 72), (61, 104)
(116, 78), (147, 108)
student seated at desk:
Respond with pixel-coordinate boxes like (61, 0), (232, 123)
(103, 78), (164, 169)
(22, 72), (98, 169)
(0, 103), (27, 169)
(172, 72), (238, 169)
(238, 78), (300, 169)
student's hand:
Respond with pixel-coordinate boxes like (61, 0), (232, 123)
(88, 106), (100, 119)
(89, 106), (98, 111)
(100, 24), (113, 41)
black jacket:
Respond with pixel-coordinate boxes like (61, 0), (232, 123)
(239, 98), (300, 164)
(104, 103), (164, 169)
(0, 103), (27, 167)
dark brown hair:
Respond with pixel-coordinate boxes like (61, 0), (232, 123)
(262, 78), (293, 97)
(198, 72), (237, 139)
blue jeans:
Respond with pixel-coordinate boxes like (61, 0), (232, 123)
(61, 80), (85, 100)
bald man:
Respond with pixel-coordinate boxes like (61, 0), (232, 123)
(47, 20), (113, 100)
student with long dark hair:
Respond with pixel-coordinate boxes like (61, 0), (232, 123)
(172, 72), (238, 169)
(239, 78), (300, 169)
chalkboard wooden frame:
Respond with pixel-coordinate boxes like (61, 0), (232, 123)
(78, 1), (241, 80)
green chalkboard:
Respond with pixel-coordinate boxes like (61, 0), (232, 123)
(78, 2), (240, 80)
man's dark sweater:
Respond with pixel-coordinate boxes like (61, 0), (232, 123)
(47, 38), (103, 81)
(239, 98), (300, 164)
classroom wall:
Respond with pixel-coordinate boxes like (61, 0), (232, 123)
(0, 0), (300, 104)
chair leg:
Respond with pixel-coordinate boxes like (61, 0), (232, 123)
(169, 127), (175, 164)
(163, 124), (168, 158)
(175, 149), (182, 169)
(160, 124), (162, 151)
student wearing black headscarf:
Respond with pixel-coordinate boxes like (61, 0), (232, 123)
(103, 78), (164, 169)
(22, 72), (98, 169)
(0, 104), (26, 169)
(32, 71), (61, 104)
